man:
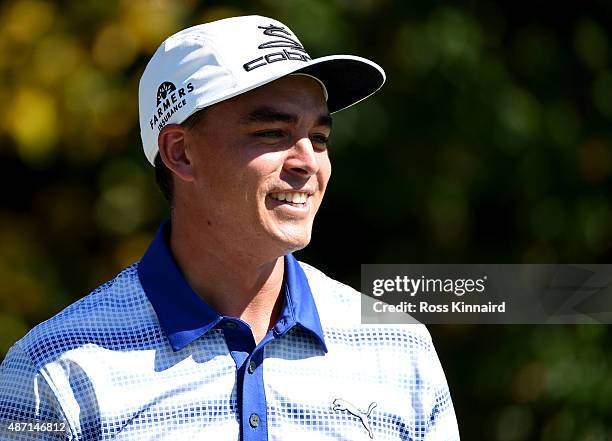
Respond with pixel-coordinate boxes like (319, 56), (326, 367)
(0, 15), (460, 440)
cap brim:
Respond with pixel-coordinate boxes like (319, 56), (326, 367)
(173, 55), (385, 130)
(293, 54), (386, 113)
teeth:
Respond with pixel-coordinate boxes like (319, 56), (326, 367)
(270, 192), (309, 204)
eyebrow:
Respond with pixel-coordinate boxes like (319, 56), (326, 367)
(239, 106), (332, 128)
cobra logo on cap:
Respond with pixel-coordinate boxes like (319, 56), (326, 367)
(149, 81), (195, 132)
(243, 24), (311, 72)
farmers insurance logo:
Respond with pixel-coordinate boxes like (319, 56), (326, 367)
(243, 24), (311, 72)
(149, 81), (195, 132)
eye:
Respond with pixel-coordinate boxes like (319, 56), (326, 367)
(253, 129), (287, 139)
(310, 133), (330, 148)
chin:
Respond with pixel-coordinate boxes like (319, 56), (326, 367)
(273, 227), (312, 254)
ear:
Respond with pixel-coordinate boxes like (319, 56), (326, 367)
(158, 124), (195, 182)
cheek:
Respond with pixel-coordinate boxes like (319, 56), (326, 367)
(192, 143), (255, 193)
(318, 155), (332, 192)
(249, 154), (286, 191)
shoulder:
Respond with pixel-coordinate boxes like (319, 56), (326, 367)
(12, 263), (160, 370)
(297, 261), (447, 397)
(298, 260), (361, 313)
(298, 260), (432, 344)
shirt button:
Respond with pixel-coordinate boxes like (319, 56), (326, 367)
(224, 321), (237, 329)
(248, 360), (256, 374)
(249, 413), (260, 428)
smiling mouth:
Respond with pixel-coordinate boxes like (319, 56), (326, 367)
(268, 191), (311, 206)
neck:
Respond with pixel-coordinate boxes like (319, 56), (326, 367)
(169, 214), (286, 344)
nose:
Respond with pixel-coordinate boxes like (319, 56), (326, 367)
(284, 136), (319, 177)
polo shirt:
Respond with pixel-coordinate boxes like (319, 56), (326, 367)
(0, 222), (460, 440)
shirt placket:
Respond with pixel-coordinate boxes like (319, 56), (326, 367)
(222, 318), (281, 441)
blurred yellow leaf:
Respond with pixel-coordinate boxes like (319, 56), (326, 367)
(93, 23), (140, 71)
(3, 0), (56, 43)
(34, 35), (84, 84)
(8, 87), (58, 163)
(120, 0), (187, 51)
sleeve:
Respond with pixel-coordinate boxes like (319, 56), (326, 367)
(0, 343), (73, 441)
(413, 328), (461, 441)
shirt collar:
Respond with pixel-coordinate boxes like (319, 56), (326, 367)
(137, 221), (327, 352)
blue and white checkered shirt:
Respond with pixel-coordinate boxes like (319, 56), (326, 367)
(0, 222), (460, 440)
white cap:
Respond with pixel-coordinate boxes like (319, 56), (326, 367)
(138, 15), (386, 165)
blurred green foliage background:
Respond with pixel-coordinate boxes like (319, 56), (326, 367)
(1, 0), (611, 440)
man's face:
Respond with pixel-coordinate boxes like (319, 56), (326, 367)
(180, 75), (332, 260)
